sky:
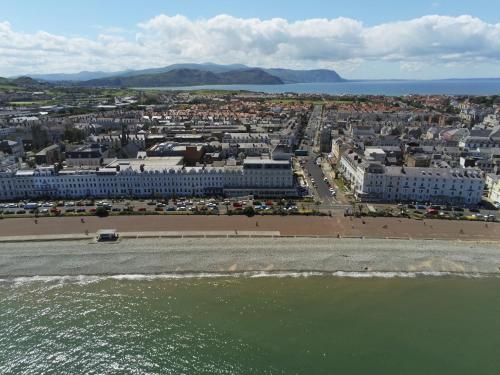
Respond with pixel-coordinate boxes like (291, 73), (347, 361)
(1, 0), (500, 79)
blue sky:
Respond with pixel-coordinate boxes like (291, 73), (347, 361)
(2, 0), (500, 79)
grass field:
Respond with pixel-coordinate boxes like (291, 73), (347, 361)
(9, 100), (56, 106)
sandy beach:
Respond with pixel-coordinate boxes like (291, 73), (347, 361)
(0, 215), (499, 240)
(1, 215), (499, 278)
(1, 236), (500, 277)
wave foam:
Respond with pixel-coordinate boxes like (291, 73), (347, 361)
(0, 270), (494, 284)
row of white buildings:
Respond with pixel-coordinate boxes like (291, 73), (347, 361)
(0, 157), (297, 200)
(339, 151), (485, 205)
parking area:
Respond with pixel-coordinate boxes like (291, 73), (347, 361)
(355, 202), (498, 222)
(0, 197), (307, 217)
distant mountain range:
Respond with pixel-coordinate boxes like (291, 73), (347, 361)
(21, 63), (345, 87)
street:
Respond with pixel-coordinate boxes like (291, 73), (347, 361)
(298, 105), (349, 210)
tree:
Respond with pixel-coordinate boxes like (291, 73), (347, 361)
(63, 125), (86, 143)
(243, 206), (255, 217)
(31, 124), (50, 150)
(390, 127), (402, 136)
(314, 200), (321, 213)
(95, 206), (109, 217)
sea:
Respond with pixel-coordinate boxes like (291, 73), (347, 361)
(2, 273), (500, 374)
(143, 79), (500, 96)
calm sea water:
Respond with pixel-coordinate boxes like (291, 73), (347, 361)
(1, 274), (500, 374)
(143, 79), (500, 96)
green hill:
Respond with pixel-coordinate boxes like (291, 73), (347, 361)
(11, 76), (46, 87)
(79, 68), (283, 87)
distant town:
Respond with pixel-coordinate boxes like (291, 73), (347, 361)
(0, 78), (499, 221)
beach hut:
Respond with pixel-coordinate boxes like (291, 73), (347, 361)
(96, 229), (119, 242)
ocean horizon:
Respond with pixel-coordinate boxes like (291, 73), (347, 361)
(138, 78), (500, 96)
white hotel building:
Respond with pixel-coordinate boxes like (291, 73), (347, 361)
(339, 152), (485, 205)
(0, 157), (296, 200)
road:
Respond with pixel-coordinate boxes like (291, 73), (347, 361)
(298, 105), (344, 210)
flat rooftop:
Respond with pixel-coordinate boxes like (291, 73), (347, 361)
(106, 157), (184, 171)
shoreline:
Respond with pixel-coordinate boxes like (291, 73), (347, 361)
(1, 237), (500, 278)
(1, 270), (497, 283)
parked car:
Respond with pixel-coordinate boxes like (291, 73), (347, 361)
(426, 208), (439, 215)
(24, 202), (39, 210)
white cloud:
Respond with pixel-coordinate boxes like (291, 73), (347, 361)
(1, 14), (500, 76)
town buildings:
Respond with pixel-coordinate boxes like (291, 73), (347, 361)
(0, 156), (296, 200)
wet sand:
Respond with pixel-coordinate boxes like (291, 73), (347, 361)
(1, 237), (500, 277)
(0, 215), (499, 241)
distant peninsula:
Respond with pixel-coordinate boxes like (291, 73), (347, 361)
(17, 63), (345, 88)
(78, 68), (284, 87)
